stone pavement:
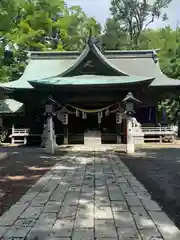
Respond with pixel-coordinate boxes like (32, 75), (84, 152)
(0, 151), (179, 240)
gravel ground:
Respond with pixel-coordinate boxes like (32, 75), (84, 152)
(0, 146), (61, 217)
(120, 146), (180, 228)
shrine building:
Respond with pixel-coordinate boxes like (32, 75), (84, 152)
(0, 38), (180, 145)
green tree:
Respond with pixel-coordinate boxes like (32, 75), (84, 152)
(109, 0), (172, 49)
(0, 0), (101, 83)
(138, 26), (177, 72)
(101, 18), (127, 50)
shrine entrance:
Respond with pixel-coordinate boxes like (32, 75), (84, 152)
(84, 113), (99, 131)
(55, 102), (126, 145)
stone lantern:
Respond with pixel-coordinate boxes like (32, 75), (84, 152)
(44, 101), (55, 154)
(122, 92), (141, 154)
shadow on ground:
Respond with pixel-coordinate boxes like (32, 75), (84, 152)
(0, 146), (68, 216)
(119, 146), (180, 228)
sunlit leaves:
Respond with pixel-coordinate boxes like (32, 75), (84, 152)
(109, 0), (172, 48)
(0, 0), (101, 83)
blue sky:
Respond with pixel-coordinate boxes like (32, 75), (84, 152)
(66, 0), (180, 29)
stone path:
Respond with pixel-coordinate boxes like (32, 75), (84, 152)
(0, 151), (179, 239)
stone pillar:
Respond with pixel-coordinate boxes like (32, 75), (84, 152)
(63, 126), (68, 144)
(116, 112), (122, 144)
(41, 124), (47, 148)
(63, 113), (68, 145)
(126, 116), (135, 154)
(45, 115), (55, 154)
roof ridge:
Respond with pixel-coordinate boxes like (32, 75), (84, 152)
(28, 49), (160, 59)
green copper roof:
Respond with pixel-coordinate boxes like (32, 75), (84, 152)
(29, 75), (154, 87)
(58, 44), (129, 77)
(0, 44), (179, 90)
(0, 99), (24, 113)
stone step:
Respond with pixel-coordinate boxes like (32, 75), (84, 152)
(84, 138), (101, 141)
(84, 137), (101, 145)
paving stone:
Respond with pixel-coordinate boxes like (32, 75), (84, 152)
(94, 205), (113, 219)
(35, 238), (71, 240)
(0, 204), (29, 226)
(18, 193), (38, 205)
(30, 194), (50, 207)
(20, 206), (43, 219)
(123, 171), (133, 176)
(96, 238), (118, 240)
(140, 228), (162, 240)
(125, 195), (143, 206)
(95, 179), (105, 186)
(117, 226), (141, 239)
(35, 213), (57, 228)
(58, 205), (77, 219)
(95, 197), (111, 206)
(141, 198), (162, 211)
(116, 177), (128, 183)
(80, 192), (94, 201)
(74, 215), (94, 229)
(50, 187), (68, 202)
(95, 188), (108, 197)
(27, 226), (54, 240)
(136, 217), (156, 230)
(53, 219), (74, 237)
(113, 211), (136, 228)
(111, 201), (128, 212)
(72, 228), (94, 240)
(75, 203), (94, 228)
(75, 204), (94, 228)
(95, 219), (117, 238)
(130, 184), (148, 193)
(43, 201), (62, 213)
(131, 207), (156, 230)
(119, 183), (136, 196)
(44, 179), (60, 191)
(3, 226), (31, 238)
(62, 192), (80, 206)
(137, 191), (151, 200)
(109, 190), (125, 201)
(149, 211), (180, 239)
(28, 184), (47, 194)
(0, 226), (9, 237)
(14, 218), (37, 228)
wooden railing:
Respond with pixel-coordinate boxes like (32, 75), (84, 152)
(11, 128), (30, 136)
(138, 126), (176, 143)
(9, 127), (41, 144)
(141, 126), (175, 135)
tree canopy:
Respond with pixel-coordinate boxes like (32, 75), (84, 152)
(0, 0), (101, 82)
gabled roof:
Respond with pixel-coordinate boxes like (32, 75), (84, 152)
(104, 50), (180, 87)
(57, 43), (129, 77)
(0, 42), (179, 90)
